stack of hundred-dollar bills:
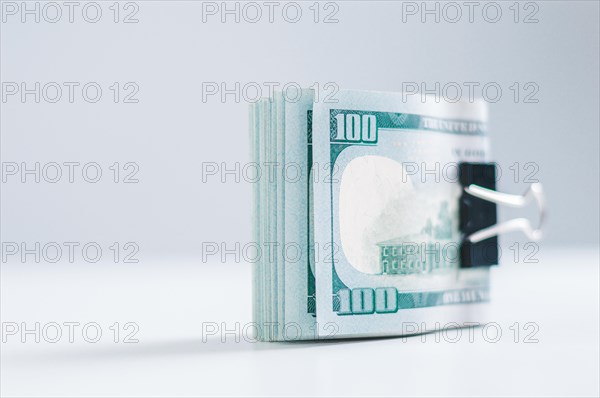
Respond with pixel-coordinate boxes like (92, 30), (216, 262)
(250, 89), (492, 341)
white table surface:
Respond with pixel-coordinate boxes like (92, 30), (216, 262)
(1, 247), (598, 397)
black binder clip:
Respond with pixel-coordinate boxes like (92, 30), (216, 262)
(459, 162), (545, 268)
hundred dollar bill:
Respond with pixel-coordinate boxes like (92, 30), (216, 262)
(282, 90), (318, 338)
(251, 90), (318, 340)
(311, 90), (491, 338)
(252, 89), (492, 340)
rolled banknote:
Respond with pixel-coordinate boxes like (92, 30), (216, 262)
(252, 89), (491, 340)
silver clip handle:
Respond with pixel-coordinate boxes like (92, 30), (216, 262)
(464, 183), (545, 243)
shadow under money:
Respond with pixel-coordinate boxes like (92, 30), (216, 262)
(3, 332), (434, 364)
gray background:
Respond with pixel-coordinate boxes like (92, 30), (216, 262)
(1, 1), (599, 260)
(1, 2), (599, 397)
